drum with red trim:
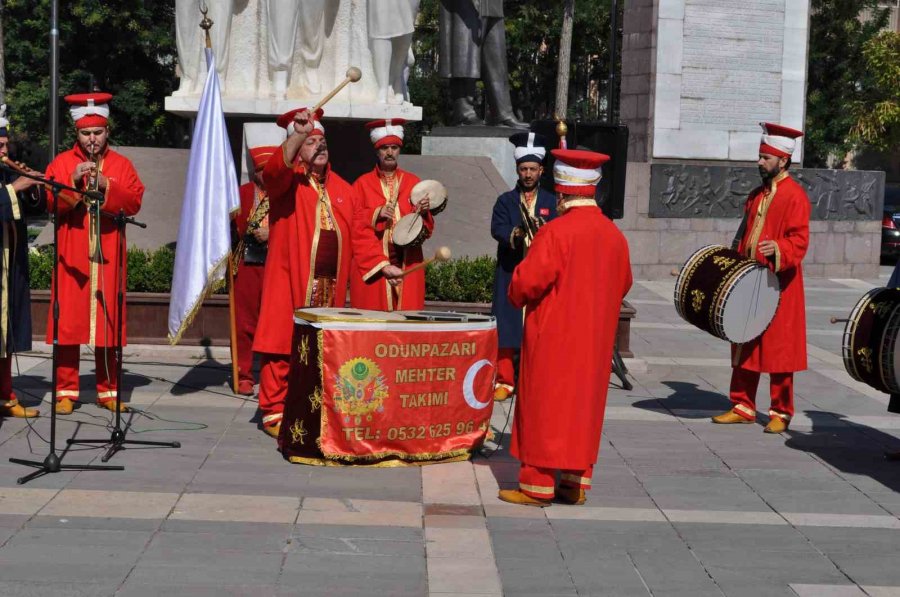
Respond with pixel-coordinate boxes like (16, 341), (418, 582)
(674, 245), (781, 343)
(841, 288), (900, 394)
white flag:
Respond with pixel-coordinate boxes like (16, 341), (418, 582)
(168, 48), (240, 344)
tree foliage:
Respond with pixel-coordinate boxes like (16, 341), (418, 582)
(1, 0), (181, 162)
(849, 30), (900, 153)
(805, 0), (889, 167)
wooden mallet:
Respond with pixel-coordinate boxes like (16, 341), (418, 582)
(397, 246), (452, 278)
(312, 66), (363, 112)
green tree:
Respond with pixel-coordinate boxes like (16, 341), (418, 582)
(849, 30), (900, 153)
(1, 0), (181, 161)
(805, 0), (888, 167)
(505, 0), (609, 122)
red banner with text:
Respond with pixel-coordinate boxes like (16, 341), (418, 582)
(318, 327), (497, 461)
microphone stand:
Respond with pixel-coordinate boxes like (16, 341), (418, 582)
(2, 163), (125, 483)
(67, 204), (180, 461)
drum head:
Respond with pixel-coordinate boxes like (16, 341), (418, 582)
(296, 307), (407, 322)
(392, 213), (424, 247)
(411, 179), (447, 214)
(719, 266), (780, 343)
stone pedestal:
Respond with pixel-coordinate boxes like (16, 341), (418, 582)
(422, 127), (519, 190)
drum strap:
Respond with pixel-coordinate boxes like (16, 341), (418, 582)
(731, 214), (747, 251)
(745, 171), (788, 260)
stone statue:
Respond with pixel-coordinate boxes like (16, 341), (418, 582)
(438, 0), (525, 127)
(174, 0), (234, 96)
(267, 0), (328, 98)
(368, 0), (421, 104)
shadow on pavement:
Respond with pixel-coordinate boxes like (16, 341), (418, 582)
(170, 343), (231, 396)
(784, 410), (900, 493)
(631, 380), (732, 418)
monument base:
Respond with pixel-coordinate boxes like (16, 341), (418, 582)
(165, 96), (423, 121)
(621, 162), (884, 280)
(422, 126), (521, 190)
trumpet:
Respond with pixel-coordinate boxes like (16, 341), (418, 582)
(86, 150), (100, 193)
(518, 200), (545, 245)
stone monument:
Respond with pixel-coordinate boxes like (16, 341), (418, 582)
(618, 0), (885, 278)
(166, 0), (423, 120)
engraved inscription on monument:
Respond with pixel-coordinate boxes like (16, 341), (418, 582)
(681, 0), (784, 130)
(648, 164), (885, 220)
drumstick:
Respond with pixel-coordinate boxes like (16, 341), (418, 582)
(670, 268), (680, 277)
(402, 208), (423, 236)
(830, 317), (849, 324)
(396, 246), (451, 279)
(311, 67), (362, 113)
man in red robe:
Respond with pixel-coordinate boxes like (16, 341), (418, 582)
(253, 108), (400, 438)
(232, 145), (277, 396)
(713, 123), (810, 434)
(499, 149), (632, 507)
(350, 118), (433, 311)
(44, 92), (144, 415)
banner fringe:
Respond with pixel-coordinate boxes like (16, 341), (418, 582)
(167, 253), (229, 345)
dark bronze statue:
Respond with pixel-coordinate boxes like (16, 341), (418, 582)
(438, 0), (526, 128)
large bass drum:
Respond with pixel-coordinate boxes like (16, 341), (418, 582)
(674, 245), (781, 343)
(841, 288), (900, 394)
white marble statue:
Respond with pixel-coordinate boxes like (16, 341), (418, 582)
(367, 0), (421, 104)
(266, 0), (328, 98)
(167, 0), (424, 120)
(174, 0), (234, 96)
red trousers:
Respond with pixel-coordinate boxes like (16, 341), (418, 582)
(234, 263), (265, 386)
(729, 366), (794, 421)
(496, 347), (516, 391)
(55, 345), (119, 403)
(258, 353), (289, 428)
(518, 464), (594, 500)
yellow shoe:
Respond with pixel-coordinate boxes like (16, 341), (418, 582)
(711, 410), (754, 424)
(97, 400), (129, 413)
(55, 398), (75, 415)
(493, 386), (512, 402)
(556, 486), (586, 505)
(764, 417), (788, 434)
(0, 400), (39, 418)
(263, 423), (281, 439)
(497, 489), (551, 507)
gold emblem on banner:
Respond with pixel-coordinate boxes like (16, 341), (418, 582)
(308, 386), (323, 411)
(298, 336), (310, 365)
(333, 357), (388, 425)
(691, 289), (705, 313)
(712, 256), (736, 270)
(290, 419), (308, 445)
(857, 347), (874, 373)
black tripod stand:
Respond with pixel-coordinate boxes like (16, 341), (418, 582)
(7, 167), (124, 483)
(67, 207), (180, 462)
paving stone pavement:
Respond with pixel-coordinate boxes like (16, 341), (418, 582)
(1, 269), (899, 596)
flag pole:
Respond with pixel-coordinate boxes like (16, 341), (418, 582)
(227, 257), (240, 394)
(199, 5), (240, 393)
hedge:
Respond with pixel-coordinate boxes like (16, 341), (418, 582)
(29, 246), (497, 303)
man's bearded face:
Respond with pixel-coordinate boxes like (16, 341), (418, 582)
(77, 126), (109, 156)
(300, 135), (328, 168)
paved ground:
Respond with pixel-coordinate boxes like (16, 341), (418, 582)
(1, 267), (900, 596)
